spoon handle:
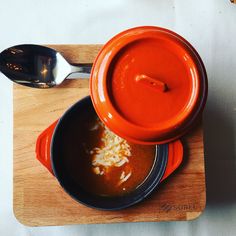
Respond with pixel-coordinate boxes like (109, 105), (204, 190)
(67, 72), (90, 79)
(70, 64), (92, 74)
(67, 64), (92, 79)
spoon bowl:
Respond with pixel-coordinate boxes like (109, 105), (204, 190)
(0, 44), (91, 88)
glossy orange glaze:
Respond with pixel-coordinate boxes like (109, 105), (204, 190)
(90, 26), (207, 144)
(108, 38), (198, 127)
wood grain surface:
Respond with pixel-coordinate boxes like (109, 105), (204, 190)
(13, 45), (206, 226)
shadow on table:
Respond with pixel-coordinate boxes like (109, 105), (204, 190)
(203, 98), (236, 206)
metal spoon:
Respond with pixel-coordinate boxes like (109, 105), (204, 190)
(0, 44), (92, 88)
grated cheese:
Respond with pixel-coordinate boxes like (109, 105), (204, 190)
(91, 121), (132, 180)
(118, 171), (132, 186)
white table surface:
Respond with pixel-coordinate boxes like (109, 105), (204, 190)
(0, 0), (236, 235)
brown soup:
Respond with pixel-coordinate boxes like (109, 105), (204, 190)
(62, 112), (156, 197)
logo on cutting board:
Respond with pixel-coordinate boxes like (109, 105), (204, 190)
(160, 203), (197, 213)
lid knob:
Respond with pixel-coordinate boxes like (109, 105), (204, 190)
(135, 74), (168, 92)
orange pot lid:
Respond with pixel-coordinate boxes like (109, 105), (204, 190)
(90, 26), (207, 144)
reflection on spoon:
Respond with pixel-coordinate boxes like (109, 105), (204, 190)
(0, 44), (92, 88)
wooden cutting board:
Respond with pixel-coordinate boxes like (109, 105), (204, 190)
(13, 45), (206, 226)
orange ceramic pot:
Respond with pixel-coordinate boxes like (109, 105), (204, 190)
(90, 26), (207, 144)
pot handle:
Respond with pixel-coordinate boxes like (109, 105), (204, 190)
(35, 120), (58, 175)
(36, 121), (183, 179)
(161, 140), (183, 181)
